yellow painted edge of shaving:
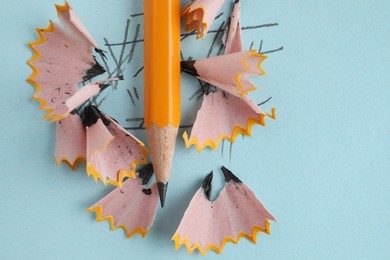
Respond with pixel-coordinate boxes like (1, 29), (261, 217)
(55, 155), (86, 171)
(181, 5), (207, 39)
(55, 1), (71, 15)
(172, 219), (272, 256)
(86, 143), (148, 187)
(87, 135), (115, 166)
(184, 108), (276, 153)
(86, 206), (149, 238)
(234, 50), (267, 96)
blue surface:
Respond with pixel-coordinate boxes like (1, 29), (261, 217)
(0, 0), (389, 259)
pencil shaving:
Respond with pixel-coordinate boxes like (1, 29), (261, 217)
(55, 113), (86, 169)
(183, 93), (276, 152)
(87, 166), (158, 238)
(85, 108), (148, 187)
(181, 0), (226, 39)
(27, 2), (105, 121)
(172, 168), (276, 255)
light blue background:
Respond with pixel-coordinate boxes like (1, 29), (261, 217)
(0, 0), (389, 259)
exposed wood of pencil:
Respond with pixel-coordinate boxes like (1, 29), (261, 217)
(144, 0), (181, 207)
(146, 124), (178, 184)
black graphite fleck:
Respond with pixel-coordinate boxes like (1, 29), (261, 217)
(202, 172), (213, 201)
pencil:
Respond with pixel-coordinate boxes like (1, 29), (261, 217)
(144, 0), (181, 207)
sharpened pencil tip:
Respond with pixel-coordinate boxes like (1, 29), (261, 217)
(157, 182), (168, 207)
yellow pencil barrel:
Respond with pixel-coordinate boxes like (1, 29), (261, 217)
(144, 0), (181, 128)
